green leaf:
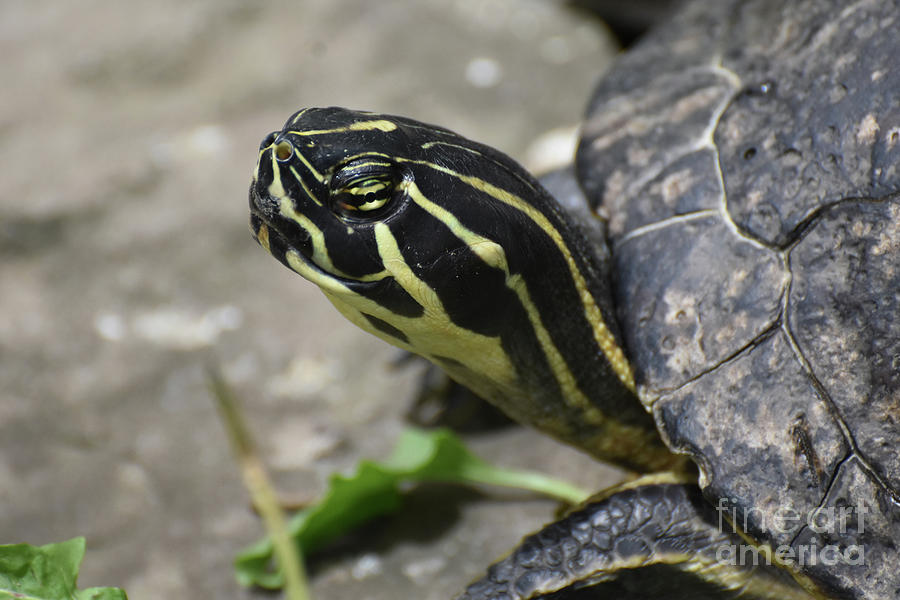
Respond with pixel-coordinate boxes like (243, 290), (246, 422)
(0, 538), (127, 600)
(236, 427), (591, 589)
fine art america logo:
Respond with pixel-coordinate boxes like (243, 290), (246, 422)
(715, 498), (868, 566)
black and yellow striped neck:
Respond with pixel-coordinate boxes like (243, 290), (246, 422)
(249, 107), (683, 473)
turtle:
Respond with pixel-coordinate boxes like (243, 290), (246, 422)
(246, 0), (900, 597)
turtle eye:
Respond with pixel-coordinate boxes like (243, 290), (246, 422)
(330, 159), (400, 220)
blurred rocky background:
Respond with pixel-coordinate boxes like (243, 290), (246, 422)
(1, 1), (671, 598)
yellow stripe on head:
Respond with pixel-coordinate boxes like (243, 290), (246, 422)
(287, 119), (398, 137)
(401, 159), (635, 391)
(317, 222), (521, 404)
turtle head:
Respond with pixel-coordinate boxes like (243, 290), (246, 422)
(250, 107), (681, 471)
(249, 106), (520, 303)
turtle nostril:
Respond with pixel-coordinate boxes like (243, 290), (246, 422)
(259, 131), (278, 151)
(274, 140), (294, 161)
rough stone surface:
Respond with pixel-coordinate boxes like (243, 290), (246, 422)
(790, 200), (900, 494)
(714, 1), (900, 247)
(578, 0), (900, 597)
(0, 2), (623, 599)
(612, 214), (785, 392)
(657, 331), (849, 547)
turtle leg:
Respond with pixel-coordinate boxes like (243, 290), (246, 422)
(403, 356), (514, 432)
(457, 474), (818, 600)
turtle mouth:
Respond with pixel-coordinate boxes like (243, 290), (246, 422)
(248, 188), (318, 274)
(248, 186), (377, 289)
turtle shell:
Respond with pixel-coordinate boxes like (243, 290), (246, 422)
(577, 0), (900, 596)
